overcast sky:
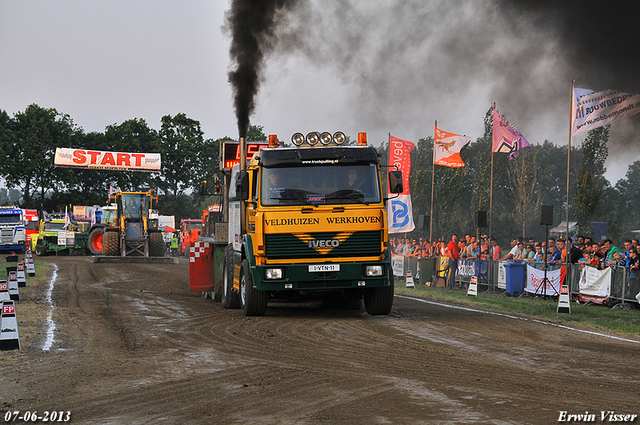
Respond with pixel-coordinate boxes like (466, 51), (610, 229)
(1, 0), (639, 183)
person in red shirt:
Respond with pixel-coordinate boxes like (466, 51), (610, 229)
(446, 234), (459, 289)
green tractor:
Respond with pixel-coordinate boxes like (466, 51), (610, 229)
(102, 190), (165, 257)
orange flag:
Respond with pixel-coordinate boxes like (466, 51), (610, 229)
(434, 124), (471, 167)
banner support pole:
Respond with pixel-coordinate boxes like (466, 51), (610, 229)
(430, 121), (436, 248)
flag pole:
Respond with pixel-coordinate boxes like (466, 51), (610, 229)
(489, 104), (495, 245)
(489, 103), (496, 292)
(430, 121), (436, 248)
(565, 78), (574, 248)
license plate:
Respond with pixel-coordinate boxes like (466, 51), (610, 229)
(308, 264), (340, 272)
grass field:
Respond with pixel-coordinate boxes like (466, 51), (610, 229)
(395, 283), (640, 337)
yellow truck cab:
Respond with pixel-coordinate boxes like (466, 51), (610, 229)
(217, 132), (403, 316)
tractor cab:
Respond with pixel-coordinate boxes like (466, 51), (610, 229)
(102, 190), (164, 257)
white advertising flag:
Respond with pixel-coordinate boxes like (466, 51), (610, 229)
(388, 194), (416, 234)
(572, 87), (640, 135)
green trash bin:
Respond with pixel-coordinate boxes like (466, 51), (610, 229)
(418, 257), (437, 286)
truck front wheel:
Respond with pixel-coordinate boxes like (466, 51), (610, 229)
(239, 259), (267, 316)
(35, 243), (47, 257)
(364, 275), (394, 315)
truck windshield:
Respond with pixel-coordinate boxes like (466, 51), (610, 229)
(261, 164), (381, 206)
(44, 222), (65, 231)
(122, 194), (149, 220)
(0, 214), (21, 224)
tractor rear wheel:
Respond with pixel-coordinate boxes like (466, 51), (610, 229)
(88, 227), (104, 255)
(102, 230), (120, 256)
(149, 232), (165, 257)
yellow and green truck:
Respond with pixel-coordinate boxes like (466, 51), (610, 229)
(192, 132), (402, 316)
(32, 218), (89, 256)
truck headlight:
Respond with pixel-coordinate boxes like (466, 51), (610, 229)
(365, 265), (383, 277)
(265, 268), (283, 280)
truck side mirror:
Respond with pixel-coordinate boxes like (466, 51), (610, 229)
(388, 170), (403, 193)
(236, 171), (250, 201)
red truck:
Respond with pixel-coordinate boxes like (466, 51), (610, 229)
(179, 219), (202, 256)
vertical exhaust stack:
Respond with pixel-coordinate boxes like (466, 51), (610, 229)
(225, 0), (299, 146)
(239, 137), (246, 171)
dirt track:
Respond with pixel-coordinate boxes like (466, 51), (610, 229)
(2, 256), (639, 424)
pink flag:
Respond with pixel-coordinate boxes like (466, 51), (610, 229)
(492, 109), (531, 159)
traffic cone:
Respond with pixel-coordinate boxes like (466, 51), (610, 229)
(467, 276), (478, 297)
(16, 262), (26, 287)
(0, 281), (9, 302)
(26, 258), (36, 277)
(8, 271), (19, 301)
(0, 300), (21, 350)
(557, 284), (571, 314)
(405, 271), (414, 288)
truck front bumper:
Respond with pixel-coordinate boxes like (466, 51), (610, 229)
(252, 261), (391, 291)
(0, 244), (26, 251)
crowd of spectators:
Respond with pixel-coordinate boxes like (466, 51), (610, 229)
(390, 234), (640, 273)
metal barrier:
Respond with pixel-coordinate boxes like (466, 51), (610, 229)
(407, 256), (639, 305)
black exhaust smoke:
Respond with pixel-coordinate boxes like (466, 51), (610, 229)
(225, 0), (299, 139)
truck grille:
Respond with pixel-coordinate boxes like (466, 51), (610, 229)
(1, 229), (13, 244)
(265, 231), (381, 259)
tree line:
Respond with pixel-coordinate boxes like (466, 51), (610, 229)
(0, 104), (265, 222)
(1, 104), (638, 244)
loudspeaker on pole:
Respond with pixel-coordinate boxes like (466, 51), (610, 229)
(540, 205), (554, 226)
(476, 211), (487, 228)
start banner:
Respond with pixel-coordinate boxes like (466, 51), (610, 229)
(54, 148), (161, 172)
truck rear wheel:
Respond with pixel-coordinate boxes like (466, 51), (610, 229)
(240, 259), (267, 316)
(149, 232), (165, 257)
(221, 256), (240, 309)
(88, 227), (104, 255)
(364, 275), (394, 315)
(222, 245), (240, 309)
(102, 230), (120, 256)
